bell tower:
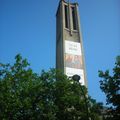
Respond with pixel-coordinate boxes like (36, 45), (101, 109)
(56, 0), (87, 86)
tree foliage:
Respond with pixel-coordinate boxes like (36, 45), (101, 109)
(0, 54), (102, 120)
(99, 56), (120, 120)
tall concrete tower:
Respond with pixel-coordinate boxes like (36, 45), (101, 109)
(56, 0), (87, 86)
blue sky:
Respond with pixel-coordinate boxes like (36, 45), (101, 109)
(0, 0), (120, 104)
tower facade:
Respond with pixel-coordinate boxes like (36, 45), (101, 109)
(56, 0), (87, 86)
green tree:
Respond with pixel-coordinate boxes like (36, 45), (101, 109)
(88, 96), (103, 120)
(99, 56), (120, 120)
(0, 54), (102, 120)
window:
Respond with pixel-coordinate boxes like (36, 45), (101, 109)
(64, 5), (69, 29)
(71, 7), (77, 30)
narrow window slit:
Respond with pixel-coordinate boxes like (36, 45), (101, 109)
(64, 5), (69, 29)
(71, 7), (77, 30)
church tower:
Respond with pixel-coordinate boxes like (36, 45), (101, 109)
(56, 0), (87, 86)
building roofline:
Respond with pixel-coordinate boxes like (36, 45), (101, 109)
(56, 0), (78, 16)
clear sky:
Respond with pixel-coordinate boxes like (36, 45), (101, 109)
(0, 0), (120, 104)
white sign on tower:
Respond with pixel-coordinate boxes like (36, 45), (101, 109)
(65, 40), (85, 85)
